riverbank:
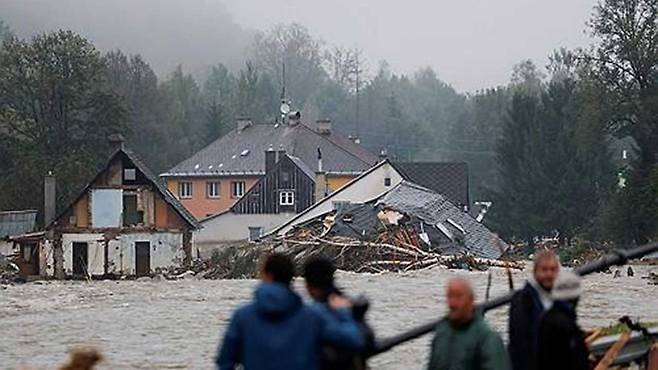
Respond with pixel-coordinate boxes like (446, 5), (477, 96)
(1, 265), (656, 369)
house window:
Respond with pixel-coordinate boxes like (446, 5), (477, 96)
(248, 226), (263, 241)
(207, 181), (220, 198)
(124, 168), (137, 181)
(179, 182), (193, 199)
(384, 177), (392, 187)
(279, 190), (295, 206)
(231, 181), (245, 198)
(123, 193), (143, 226)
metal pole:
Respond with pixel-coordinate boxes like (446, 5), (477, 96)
(367, 242), (658, 357)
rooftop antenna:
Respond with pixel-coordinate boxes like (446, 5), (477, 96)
(279, 56), (291, 124)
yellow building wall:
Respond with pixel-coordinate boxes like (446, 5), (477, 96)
(327, 175), (355, 192)
(164, 176), (259, 220)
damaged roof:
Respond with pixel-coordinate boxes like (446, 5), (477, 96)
(0, 210), (37, 239)
(377, 181), (504, 259)
(49, 147), (200, 230)
(307, 181), (505, 259)
(161, 122), (378, 177)
(391, 162), (469, 207)
(121, 148), (200, 228)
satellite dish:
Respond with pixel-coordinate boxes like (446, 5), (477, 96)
(280, 102), (291, 114)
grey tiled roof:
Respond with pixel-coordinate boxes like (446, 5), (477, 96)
(391, 162), (469, 207)
(162, 123), (378, 176)
(286, 155), (316, 181)
(0, 210), (37, 239)
(377, 181), (505, 259)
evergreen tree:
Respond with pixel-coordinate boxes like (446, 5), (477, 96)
(0, 31), (126, 220)
(589, 0), (658, 243)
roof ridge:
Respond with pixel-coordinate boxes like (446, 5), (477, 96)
(297, 123), (373, 166)
(49, 148), (199, 230)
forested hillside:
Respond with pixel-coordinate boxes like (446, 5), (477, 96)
(1, 0), (657, 246)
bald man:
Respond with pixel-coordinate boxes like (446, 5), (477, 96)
(427, 278), (510, 370)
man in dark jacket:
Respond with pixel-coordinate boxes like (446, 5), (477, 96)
(427, 277), (510, 370)
(537, 271), (589, 370)
(216, 253), (364, 370)
(304, 256), (373, 370)
(508, 250), (559, 370)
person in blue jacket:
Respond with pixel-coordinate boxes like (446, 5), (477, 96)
(216, 253), (365, 370)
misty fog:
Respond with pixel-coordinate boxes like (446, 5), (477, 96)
(0, 0), (596, 91)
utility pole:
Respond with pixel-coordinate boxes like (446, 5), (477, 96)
(355, 51), (360, 140)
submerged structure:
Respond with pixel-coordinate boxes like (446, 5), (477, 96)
(43, 138), (200, 279)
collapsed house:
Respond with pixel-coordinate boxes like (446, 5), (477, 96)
(0, 210), (38, 257)
(272, 159), (474, 237)
(280, 181), (513, 272)
(44, 137), (200, 279)
(0, 210), (41, 279)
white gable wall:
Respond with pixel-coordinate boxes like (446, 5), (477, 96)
(275, 161), (403, 235)
(195, 213), (296, 256)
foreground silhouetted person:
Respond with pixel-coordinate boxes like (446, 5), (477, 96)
(216, 253), (364, 370)
(304, 256), (372, 370)
(508, 250), (559, 370)
(427, 278), (509, 370)
(537, 270), (589, 370)
(59, 347), (102, 370)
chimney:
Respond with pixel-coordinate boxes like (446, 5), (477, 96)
(315, 119), (332, 135)
(44, 171), (56, 226)
(277, 149), (286, 163)
(317, 147), (323, 173)
(108, 133), (125, 152)
(288, 111), (301, 126)
(314, 148), (327, 203)
(314, 173), (328, 204)
(237, 117), (252, 132)
(265, 148), (276, 174)
(379, 148), (388, 161)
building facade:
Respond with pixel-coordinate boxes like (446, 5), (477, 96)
(194, 152), (319, 254)
(46, 144), (199, 278)
(161, 117), (378, 220)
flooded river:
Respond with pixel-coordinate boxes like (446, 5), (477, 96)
(1, 265), (657, 369)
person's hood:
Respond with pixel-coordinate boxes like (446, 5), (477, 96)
(254, 282), (302, 318)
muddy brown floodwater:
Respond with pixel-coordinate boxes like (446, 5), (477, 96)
(1, 265), (657, 370)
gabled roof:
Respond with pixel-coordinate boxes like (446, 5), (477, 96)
(200, 154), (317, 223)
(0, 210), (38, 239)
(122, 148), (200, 228)
(49, 147), (200, 230)
(375, 181), (504, 259)
(391, 162), (469, 207)
(160, 122), (378, 177)
(270, 160), (392, 236)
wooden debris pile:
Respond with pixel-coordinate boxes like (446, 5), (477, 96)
(277, 207), (523, 273)
(0, 255), (21, 284)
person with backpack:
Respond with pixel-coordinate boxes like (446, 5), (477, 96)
(216, 253), (365, 370)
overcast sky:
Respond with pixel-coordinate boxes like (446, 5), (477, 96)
(1, 0), (599, 93)
(224, 0), (598, 92)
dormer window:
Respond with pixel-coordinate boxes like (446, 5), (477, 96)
(279, 190), (295, 206)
